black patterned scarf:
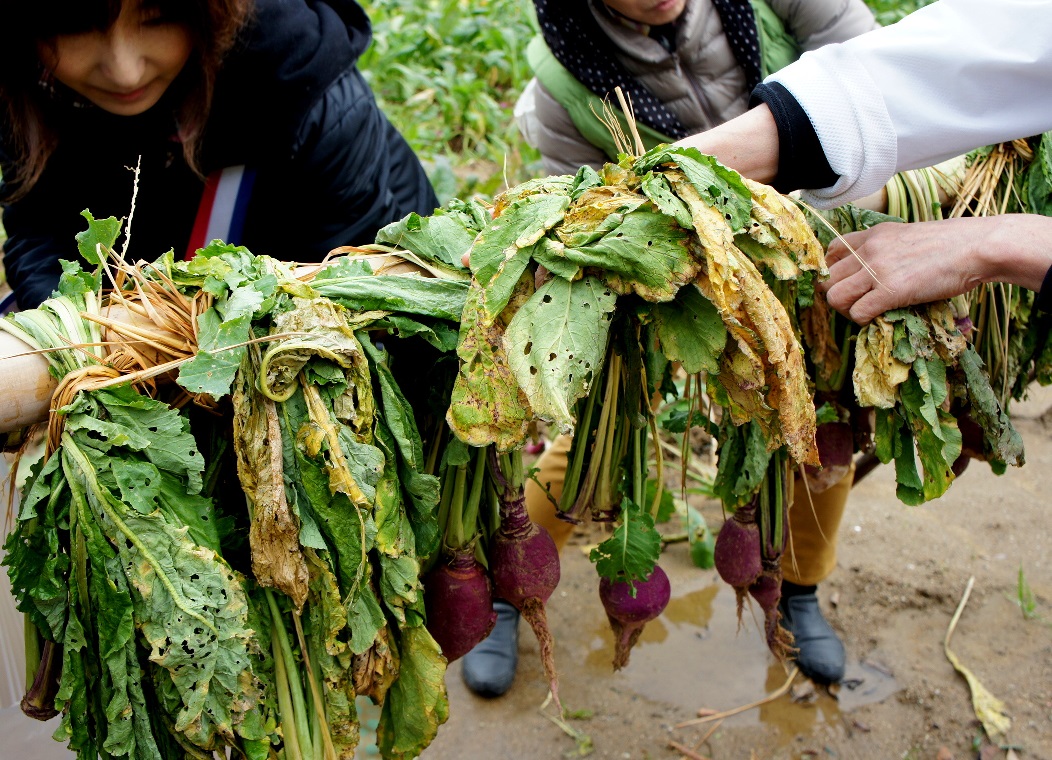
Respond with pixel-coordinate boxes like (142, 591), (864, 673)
(533, 0), (763, 139)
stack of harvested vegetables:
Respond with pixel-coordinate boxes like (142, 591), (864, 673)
(0, 137), (1024, 758)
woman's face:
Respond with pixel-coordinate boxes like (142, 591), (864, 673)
(39, 1), (193, 116)
(603, 0), (687, 26)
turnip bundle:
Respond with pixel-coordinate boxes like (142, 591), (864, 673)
(1, 230), (268, 759)
(801, 204), (1025, 504)
(1, 214), (475, 759)
(443, 144), (829, 669)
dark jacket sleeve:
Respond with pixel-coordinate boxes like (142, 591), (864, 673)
(0, 206), (69, 310)
(1, 140), (75, 309)
(243, 67), (439, 258)
(750, 81), (838, 194)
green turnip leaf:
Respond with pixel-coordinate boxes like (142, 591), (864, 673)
(505, 276), (615, 435)
(590, 499), (662, 584)
(650, 284), (726, 374)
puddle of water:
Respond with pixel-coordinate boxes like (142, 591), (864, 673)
(584, 576), (898, 742)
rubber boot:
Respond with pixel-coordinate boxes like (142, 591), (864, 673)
(778, 582), (845, 683)
(461, 600), (520, 697)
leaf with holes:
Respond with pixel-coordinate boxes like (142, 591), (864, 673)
(505, 276), (616, 435)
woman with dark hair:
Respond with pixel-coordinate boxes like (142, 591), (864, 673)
(0, 0), (439, 309)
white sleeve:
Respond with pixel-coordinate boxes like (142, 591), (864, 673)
(768, 0), (1052, 207)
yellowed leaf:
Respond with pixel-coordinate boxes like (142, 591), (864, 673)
(945, 577), (1012, 740)
(742, 177), (826, 273)
(853, 318), (910, 408)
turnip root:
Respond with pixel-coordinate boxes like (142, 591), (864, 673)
(748, 561), (794, 661)
(713, 498), (762, 616)
(489, 455), (563, 711)
(423, 547), (497, 662)
(598, 566), (671, 670)
(803, 421), (854, 493)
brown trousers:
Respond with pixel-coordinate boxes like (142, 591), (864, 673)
(525, 434), (851, 586)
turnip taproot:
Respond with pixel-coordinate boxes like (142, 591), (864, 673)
(713, 498), (762, 601)
(489, 454), (562, 710)
(598, 565), (671, 670)
(423, 547), (497, 662)
(748, 560), (794, 661)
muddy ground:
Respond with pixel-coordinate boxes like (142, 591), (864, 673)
(4, 389), (1050, 760)
(417, 388), (1052, 760)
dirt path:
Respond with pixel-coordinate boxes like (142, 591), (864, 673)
(420, 389), (1052, 760)
(3, 391), (1049, 760)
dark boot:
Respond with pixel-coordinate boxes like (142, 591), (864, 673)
(461, 600), (520, 697)
(779, 583), (845, 684)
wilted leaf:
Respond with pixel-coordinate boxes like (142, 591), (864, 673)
(505, 276), (616, 434)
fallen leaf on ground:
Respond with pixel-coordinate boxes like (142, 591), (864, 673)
(944, 577), (1012, 740)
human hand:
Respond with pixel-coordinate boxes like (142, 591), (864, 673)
(819, 218), (995, 324)
(821, 215), (1052, 324)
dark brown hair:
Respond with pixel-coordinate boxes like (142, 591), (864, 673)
(0, 0), (254, 199)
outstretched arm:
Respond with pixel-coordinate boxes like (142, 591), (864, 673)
(819, 214), (1052, 324)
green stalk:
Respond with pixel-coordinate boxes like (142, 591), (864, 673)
(266, 591), (314, 760)
(461, 447), (487, 540)
(424, 422), (444, 476)
(271, 625), (303, 760)
(631, 426), (643, 508)
(829, 320), (854, 393)
(573, 352), (621, 515)
(435, 457), (457, 546)
(447, 463), (469, 549)
(292, 612), (336, 760)
(648, 412), (664, 520)
(23, 618), (42, 695)
(592, 366), (623, 515)
(509, 449), (525, 491)
(559, 367), (603, 513)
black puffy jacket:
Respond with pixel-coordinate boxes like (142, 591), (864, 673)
(0, 0), (439, 309)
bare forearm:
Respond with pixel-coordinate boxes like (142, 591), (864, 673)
(674, 105), (780, 184)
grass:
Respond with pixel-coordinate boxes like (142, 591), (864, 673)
(1015, 564), (1039, 620)
(358, 0), (938, 200)
(358, 0), (543, 201)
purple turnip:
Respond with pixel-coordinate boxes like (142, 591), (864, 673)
(804, 421), (854, 493)
(713, 497), (762, 615)
(598, 565), (671, 670)
(423, 547), (497, 662)
(748, 561), (794, 661)
(489, 454), (563, 711)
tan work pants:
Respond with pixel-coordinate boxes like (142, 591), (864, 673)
(524, 434), (851, 587)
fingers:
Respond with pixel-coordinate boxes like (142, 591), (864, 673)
(824, 230), (867, 267)
(823, 267), (878, 321)
(846, 289), (890, 326)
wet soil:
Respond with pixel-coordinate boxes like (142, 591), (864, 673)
(418, 388), (1052, 760)
(4, 388), (1050, 760)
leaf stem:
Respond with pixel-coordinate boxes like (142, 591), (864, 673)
(266, 590), (314, 760)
